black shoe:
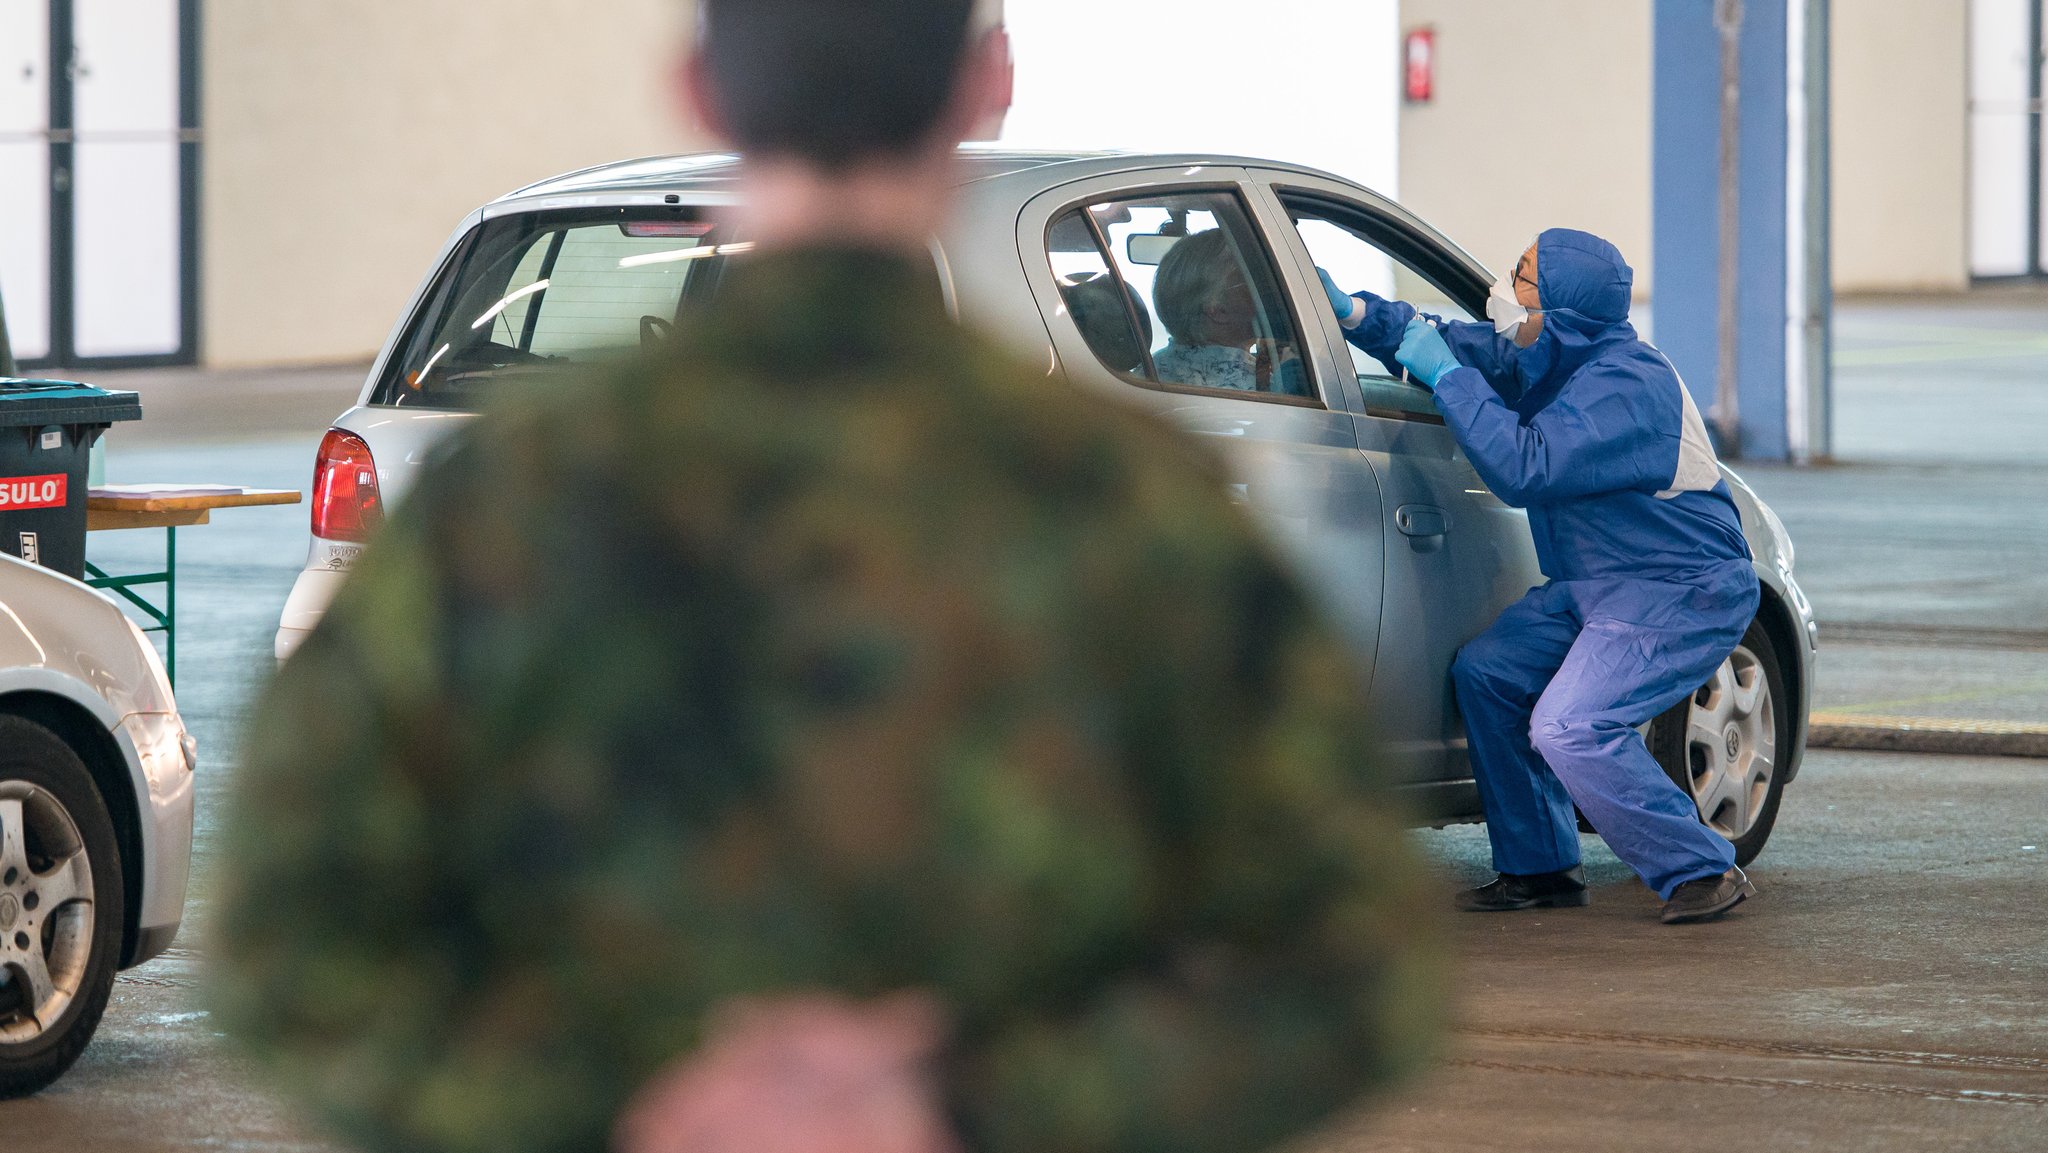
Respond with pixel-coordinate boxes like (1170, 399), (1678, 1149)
(1457, 867), (1590, 912)
(1661, 867), (1756, 924)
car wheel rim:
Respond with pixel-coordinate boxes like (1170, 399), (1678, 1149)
(1683, 644), (1777, 841)
(0, 783), (96, 1044)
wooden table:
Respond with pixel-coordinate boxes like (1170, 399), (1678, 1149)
(85, 486), (303, 684)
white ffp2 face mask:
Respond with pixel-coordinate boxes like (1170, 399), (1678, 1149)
(1488, 279), (1530, 338)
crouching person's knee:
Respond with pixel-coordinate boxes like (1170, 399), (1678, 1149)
(1528, 703), (1605, 765)
(1450, 645), (1481, 693)
(1451, 638), (1509, 696)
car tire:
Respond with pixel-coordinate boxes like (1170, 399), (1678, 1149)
(0, 715), (125, 1099)
(1648, 619), (1790, 868)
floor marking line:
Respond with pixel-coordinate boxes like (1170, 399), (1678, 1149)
(1810, 713), (2048, 738)
(1822, 623), (2048, 653)
(116, 974), (198, 989)
(1841, 322), (2048, 344)
(1833, 335), (2048, 366)
(1457, 1026), (2048, 1073)
(1824, 679), (2048, 717)
(1446, 1058), (2048, 1106)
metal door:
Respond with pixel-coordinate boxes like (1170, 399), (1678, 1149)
(0, 0), (197, 369)
(1, 1), (54, 363)
(1970, 0), (2048, 278)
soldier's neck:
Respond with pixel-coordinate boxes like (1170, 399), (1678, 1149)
(737, 152), (955, 258)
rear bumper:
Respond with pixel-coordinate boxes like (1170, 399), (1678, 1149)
(276, 566), (350, 662)
(275, 625), (311, 664)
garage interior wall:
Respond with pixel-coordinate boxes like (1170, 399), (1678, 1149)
(1830, 0), (1968, 292)
(1397, 1), (1655, 294)
(1397, 0), (1969, 299)
(200, 1), (1975, 368)
(201, 0), (704, 367)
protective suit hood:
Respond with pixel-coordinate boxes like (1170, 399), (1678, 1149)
(1516, 228), (1638, 393)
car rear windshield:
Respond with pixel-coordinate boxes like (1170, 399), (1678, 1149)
(372, 207), (750, 408)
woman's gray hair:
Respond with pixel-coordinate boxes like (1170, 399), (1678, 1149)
(1152, 230), (1239, 346)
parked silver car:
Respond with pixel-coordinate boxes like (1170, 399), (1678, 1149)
(0, 553), (195, 1095)
(277, 149), (1817, 863)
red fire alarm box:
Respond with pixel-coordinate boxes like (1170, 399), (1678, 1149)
(1404, 27), (1435, 104)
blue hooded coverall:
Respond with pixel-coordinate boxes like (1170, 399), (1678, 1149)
(1340, 229), (1760, 899)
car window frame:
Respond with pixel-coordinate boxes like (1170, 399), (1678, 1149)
(1248, 171), (1495, 428)
(373, 225), (487, 406)
(1283, 207), (1451, 426)
(1027, 175), (1333, 411)
(1046, 206), (1160, 381)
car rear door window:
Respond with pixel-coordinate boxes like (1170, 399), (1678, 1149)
(1048, 191), (1316, 403)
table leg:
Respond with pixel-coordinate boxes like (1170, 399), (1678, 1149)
(83, 527), (178, 689)
(164, 525), (176, 685)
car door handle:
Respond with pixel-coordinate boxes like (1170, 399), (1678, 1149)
(1395, 505), (1449, 538)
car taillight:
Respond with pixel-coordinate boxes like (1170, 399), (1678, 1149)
(311, 428), (384, 542)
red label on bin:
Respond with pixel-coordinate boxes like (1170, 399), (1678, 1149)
(0, 475), (67, 511)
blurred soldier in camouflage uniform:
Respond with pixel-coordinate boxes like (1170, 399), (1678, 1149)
(209, 2), (1448, 1152)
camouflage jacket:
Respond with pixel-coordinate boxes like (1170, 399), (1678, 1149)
(210, 248), (1446, 1153)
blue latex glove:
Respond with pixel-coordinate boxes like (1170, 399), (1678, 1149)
(1317, 267), (1361, 324)
(1395, 317), (1460, 389)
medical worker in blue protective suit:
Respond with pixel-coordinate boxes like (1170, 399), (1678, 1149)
(1322, 229), (1760, 925)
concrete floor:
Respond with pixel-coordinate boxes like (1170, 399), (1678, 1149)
(1361, 751), (2048, 1153)
(3, 299), (2045, 1150)
(13, 748), (2042, 1153)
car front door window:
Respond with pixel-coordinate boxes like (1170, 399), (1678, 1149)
(1288, 207), (1481, 421)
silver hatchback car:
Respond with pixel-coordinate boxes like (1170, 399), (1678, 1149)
(278, 149), (1817, 863)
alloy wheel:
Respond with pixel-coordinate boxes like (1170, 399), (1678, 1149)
(0, 783), (97, 1044)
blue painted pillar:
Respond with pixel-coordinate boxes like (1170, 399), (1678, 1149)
(1654, 0), (1831, 463)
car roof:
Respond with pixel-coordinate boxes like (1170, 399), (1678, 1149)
(482, 146), (1482, 310)
(493, 148), (1369, 205)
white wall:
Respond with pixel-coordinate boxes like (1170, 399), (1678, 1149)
(1398, 0), (1654, 294)
(999, 0), (1400, 200)
(211, 0), (1376, 369)
(1834, 0), (1967, 291)
(195, 1), (1978, 368)
(202, 0), (699, 367)
(1396, 0), (1972, 297)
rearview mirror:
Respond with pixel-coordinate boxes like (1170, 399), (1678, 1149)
(1127, 234), (1179, 266)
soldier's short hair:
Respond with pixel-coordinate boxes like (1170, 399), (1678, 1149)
(699, 0), (981, 171)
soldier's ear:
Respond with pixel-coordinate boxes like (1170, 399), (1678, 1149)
(674, 48), (733, 147)
(960, 28), (1014, 144)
